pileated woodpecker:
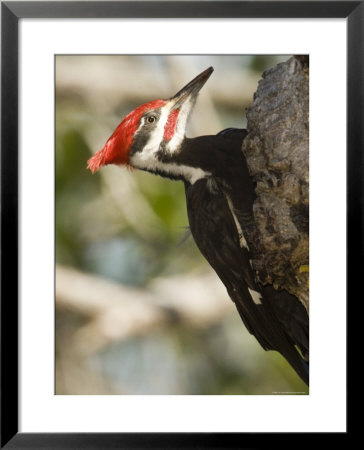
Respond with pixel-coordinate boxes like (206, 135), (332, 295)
(88, 67), (309, 386)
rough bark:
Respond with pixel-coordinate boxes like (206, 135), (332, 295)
(242, 56), (309, 312)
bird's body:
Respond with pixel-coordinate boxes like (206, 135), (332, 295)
(183, 130), (309, 384)
(88, 67), (309, 385)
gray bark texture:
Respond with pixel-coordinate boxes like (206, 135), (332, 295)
(242, 56), (309, 312)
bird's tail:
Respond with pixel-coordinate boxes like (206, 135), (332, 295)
(261, 286), (309, 385)
(255, 315), (309, 386)
(232, 286), (309, 386)
(277, 342), (309, 386)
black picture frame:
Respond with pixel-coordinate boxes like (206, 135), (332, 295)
(1, 1), (357, 447)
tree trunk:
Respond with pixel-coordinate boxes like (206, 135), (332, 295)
(242, 56), (309, 312)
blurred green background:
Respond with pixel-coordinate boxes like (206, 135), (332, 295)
(55, 55), (308, 395)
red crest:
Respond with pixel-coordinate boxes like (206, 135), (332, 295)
(87, 99), (167, 173)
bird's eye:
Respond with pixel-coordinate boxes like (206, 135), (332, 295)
(147, 115), (156, 123)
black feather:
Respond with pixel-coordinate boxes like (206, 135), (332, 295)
(183, 129), (309, 385)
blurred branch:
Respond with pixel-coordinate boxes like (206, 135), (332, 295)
(56, 264), (232, 355)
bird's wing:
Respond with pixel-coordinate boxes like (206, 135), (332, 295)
(216, 128), (248, 138)
(185, 178), (309, 384)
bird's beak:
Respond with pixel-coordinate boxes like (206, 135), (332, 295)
(169, 66), (214, 110)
